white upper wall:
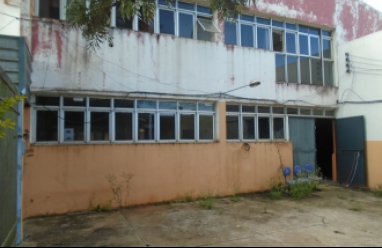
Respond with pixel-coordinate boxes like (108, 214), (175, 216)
(337, 31), (382, 141)
(0, 1), (20, 36)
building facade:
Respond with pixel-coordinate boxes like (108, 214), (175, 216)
(15, 0), (382, 218)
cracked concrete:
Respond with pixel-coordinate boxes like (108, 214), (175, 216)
(20, 183), (382, 247)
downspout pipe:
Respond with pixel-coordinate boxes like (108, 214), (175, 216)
(16, 100), (24, 245)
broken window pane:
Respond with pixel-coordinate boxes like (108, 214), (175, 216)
(276, 54), (286, 82)
(159, 9), (175, 35)
(286, 32), (296, 54)
(257, 27), (270, 50)
(36, 111), (58, 142)
(91, 112), (109, 141)
(199, 115), (213, 140)
(226, 115), (239, 140)
(273, 117), (284, 139)
(179, 13), (193, 38)
(138, 113), (155, 140)
(39, 0), (60, 19)
(299, 35), (309, 55)
(258, 117), (270, 139)
(300, 57), (311, 84)
(287, 56), (298, 83)
(160, 114), (175, 140)
(115, 113), (133, 141)
(324, 61), (334, 87)
(180, 114), (195, 140)
(116, 2), (133, 29)
(241, 24), (254, 47)
(224, 21), (237, 45)
(272, 30), (284, 52)
(310, 36), (320, 57)
(64, 111), (84, 142)
(139, 12), (154, 34)
(243, 116), (255, 140)
(311, 58), (323, 85)
(323, 39), (331, 59)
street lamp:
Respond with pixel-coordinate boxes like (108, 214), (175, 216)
(222, 80), (261, 94)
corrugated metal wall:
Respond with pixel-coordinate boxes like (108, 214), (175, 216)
(0, 67), (18, 247)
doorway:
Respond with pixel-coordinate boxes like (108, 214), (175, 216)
(315, 119), (333, 180)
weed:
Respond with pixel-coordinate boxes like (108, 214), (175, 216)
(349, 206), (362, 211)
(230, 195), (241, 202)
(199, 197), (214, 210)
(184, 195), (194, 202)
(168, 203), (175, 209)
(270, 190), (282, 200)
(372, 185), (382, 197)
(337, 195), (347, 200)
(289, 180), (318, 200)
(263, 204), (268, 214)
(93, 200), (112, 212)
(106, 172), (134, 208)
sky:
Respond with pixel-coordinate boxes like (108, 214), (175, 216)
(362, 0), (382, 12)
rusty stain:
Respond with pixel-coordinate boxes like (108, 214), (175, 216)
(230, 77), (235, 84)
(156, 34), (161, 44)
(55, 30), (62, 68)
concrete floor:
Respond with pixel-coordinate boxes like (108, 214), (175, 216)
(21, 183), (382, 247)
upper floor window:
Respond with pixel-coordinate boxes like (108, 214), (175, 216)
(36, 0), (72, 20)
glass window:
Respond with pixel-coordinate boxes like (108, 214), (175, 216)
(258, 117), (270, 139)
(322, 30), (332, 37)
(197, 17), (213, 41)
(272, 20), (283, 28)
(242, 116), (255, 140)
(198, 102), (214, 111)
(90, 98), (110, 107)
(226, 115), (239, 140)
(178, 2), (194, 10)
(311, 58), (323, 85)
(286, 32), (296, 54)
(138, 113), (155, 140)
(309, 28), (319, 35)
(287, 56), (298, 83)
(158, 0), (168, 6)
(257, 27), (270, 50)
(273, 107), (284, 114)
(137, 100), (156, 109)
(299, 35), (309, 55)
(258, 106), (270, 113)
(313, 109), (324, 116)
(324, 61), (334, 87)
(226, 105), (240, 112)
(90, 112), (109, 141)
(242, 105), (255, 113)
(160, 114), (175, 140)
(114, 99), (134, 108)
(273, 117), (284, 139)
(299, 26), (309, 33)
(325, 110), (335, 116)
(300, 108), (311, 115)
(276, 54), (286, 82)
(64, 112), (84, 142)
(241, 24), (254, 47)
(224, 21), (237, 45)
(272, 30), (284, 52)
(197, 5), (211, 14)
(199, 115), (213, 140)
(310, 36), (320, 56)
(179, 13), (194, 38)
(323, 39), (331, 59)
(300, 57), (310, 84)
(240, 15), (253, 22)
(115, 113), (133, 141)
(159, 9), (175, 35)
(159, 101), (177, 110)
(178, 102), (196, 111)
(36, 111), (58, 142)
(180, 114), (195, 140)
(39, 0), (60, 19)
(64, 97), (86, 107)
(287, 108), (298, 114)
(256, 17), (271, 25)
(286, 23), (296, 30)
(116, 2), (133, 29)
(36, 96), (60, 106)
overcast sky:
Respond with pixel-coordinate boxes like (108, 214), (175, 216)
(362, 0), (382, 12)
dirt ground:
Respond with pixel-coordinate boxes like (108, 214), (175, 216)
(20, 183), (382, 247)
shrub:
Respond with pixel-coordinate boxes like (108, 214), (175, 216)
(199, 197), (214, 210)
(289, 180), (318, 200)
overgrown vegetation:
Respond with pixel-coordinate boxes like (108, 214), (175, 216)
(289, 180), (318, 200)
(0, 95), (25, 138)
(372, 185), (382, 197)
(349, 206), (362, 212)
(199, 196), (214, 210)
(229, 195), (241, 202)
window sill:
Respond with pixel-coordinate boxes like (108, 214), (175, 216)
(31, 140), (220, 146)
(276, 81), (338, 88)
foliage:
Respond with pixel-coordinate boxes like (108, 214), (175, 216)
(229, 195), (241, 202)
(66, 0), (257, 50)
(0, 95), (25, 139)
(289, 180), (318, 200)
(198, 196), (214, 210)
(348, 206), (362, 211)
(106, 172), (134, 208)
(372, 185), (382, 197)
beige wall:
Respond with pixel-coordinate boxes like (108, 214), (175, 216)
(366, 141), (382, 188)
(22, 102), (293, 218)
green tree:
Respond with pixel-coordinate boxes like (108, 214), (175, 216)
(67, 0), (256, 50)
(0, 96), (24, 139)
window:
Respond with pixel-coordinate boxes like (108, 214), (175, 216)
(37, 0), (72, 20)
(226, 104), (286, 141)
(34, 97), (215, 143)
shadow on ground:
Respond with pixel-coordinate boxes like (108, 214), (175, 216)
(20, 183), (382, 247)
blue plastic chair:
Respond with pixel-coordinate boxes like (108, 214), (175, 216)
(305, 163), (314, 178)
(283, 166), (295, 185)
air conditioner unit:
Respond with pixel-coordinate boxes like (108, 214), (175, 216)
(4, 0), (21, 7)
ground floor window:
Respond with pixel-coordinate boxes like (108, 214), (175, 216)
(33, 96), (215, 144)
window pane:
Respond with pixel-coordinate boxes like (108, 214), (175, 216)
(178, 2), (194, 10)
(256, 17), (270, 25)
(273, 107), (284, 114)
(180, 114), (195, 140)
(257, 27), (270, 50)
(114, 99), (134, 108)
(159, 9), (175, 35)
(224, 21), (237, 45)
(36, 96), (60, 106)
(310, 36), (320, 56)
(273, 118), (284, 139)
(272, 20), (283, 28)
(64, 97), (86, 107)
(240, 15), (253, 22)
(322, 30), (331, 37)
(115, 113), (133, 141)
(137, 100), (156, 109)
(197, 5), (211, 14)
(199, 115), (213, 140)
(300, 57), (310, 84)
(159, 101), (177, 110)
(116, 2), (133, 29)
(179, 102), (196, 111)
(36, 111), (58, 142)
(287, 56), (298, 83)
(275, 54), (286, 82)
(313, 109), (324, 116)
(91, 112), (109, 141)
(243, 116), (255, 140)
(272, 30), (284, 52)
(198, 102), (214, 111)
(299, 35), (309, 55)
(226, 105), (240, 112)
(160, 114), (175, 140)
(139, 9), (154, 34)
(197, 17), (213, 41)
(324, 61), (334, 87)
(325, 110), (335, 117)
(138, 113), (155, 140)
(258, 117), (270, 139)
(287, 108), (298, 114)
(39, 0), (60, 19)
(299, 26), (309, 33)
(226, 115), (239, 140)
(300, 108), (311, 115)
(309, 28), (319, 35)
(64, 112), (84, 142)
(286, 32), (296, 54)
(179, 13), (193, 38)
(241, 24), (254, 47)
(311, 58), (323, 85)
(158, 0), (167, 6)
(286, 23), (296, 30)
(323, 39), (331, 59)
(242, 105), (255, 113)
(90, 98), (110, 107)
(258, 106), (270, 113)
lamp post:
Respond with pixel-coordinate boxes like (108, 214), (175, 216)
(221, 80), (261, 95)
